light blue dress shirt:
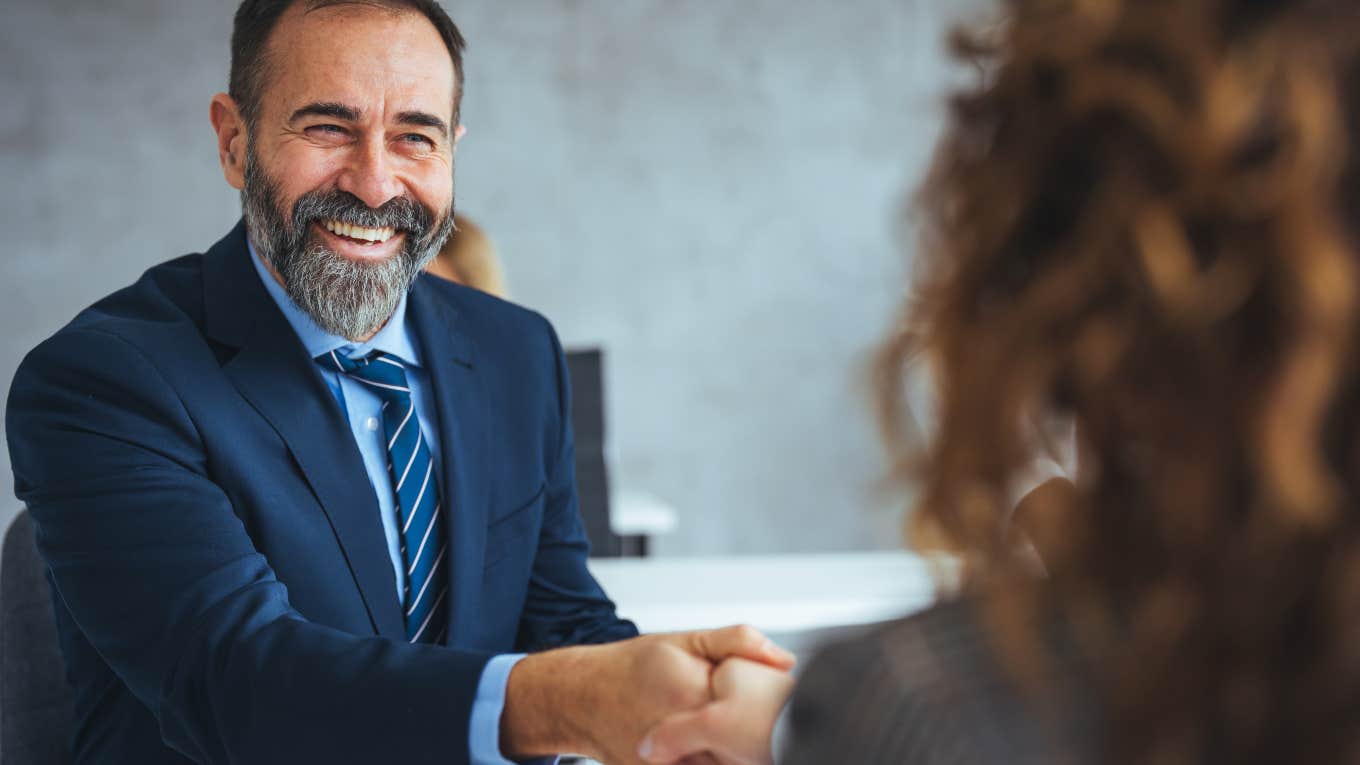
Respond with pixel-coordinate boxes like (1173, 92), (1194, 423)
(247, 241), (531, 765)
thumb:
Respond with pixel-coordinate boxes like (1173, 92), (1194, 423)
(686, 625), (796, 670)
(638, 706), (719, 765)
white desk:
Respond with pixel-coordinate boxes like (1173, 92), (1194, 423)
(586, 551), (956, 635)
(609, 490), (679, 538)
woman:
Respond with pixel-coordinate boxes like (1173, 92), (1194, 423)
(644, 0), (1360, 762)
(424, 213), (510, 298)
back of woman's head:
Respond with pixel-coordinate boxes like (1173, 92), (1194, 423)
(881, 0), (1360, 761)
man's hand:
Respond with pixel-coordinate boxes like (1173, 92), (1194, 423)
(501, 625), (795, 765)
(636, 657), (796, 765)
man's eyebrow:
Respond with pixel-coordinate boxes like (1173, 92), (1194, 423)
(396, 111), (450, 138)
(289, 102), (362, 123)
(288, 103), (450, 139)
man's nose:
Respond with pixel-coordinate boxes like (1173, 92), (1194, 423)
(337, 138), (402, 210)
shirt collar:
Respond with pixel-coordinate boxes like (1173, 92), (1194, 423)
(246, 234), (422, 368)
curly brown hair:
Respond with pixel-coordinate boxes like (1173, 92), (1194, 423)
(877, 1), (1360, 761)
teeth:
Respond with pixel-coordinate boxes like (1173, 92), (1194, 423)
(322, 219), (396, 244)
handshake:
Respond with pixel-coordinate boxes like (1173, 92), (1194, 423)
(502, 625), (798, 765)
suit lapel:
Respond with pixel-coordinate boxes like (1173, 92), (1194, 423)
(407, 276), (489, 645)
(202, 223), (406, 639)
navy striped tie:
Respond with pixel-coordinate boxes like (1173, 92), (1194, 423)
(319, 350), (449, 644)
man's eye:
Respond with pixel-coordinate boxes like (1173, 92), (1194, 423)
(307, 124), (347, 136)
(402, 134), (435, 148)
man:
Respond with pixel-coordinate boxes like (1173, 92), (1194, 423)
(5, 2), (791, 763)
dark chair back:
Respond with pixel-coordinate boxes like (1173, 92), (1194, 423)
(1, 510), (73, 765)
(565, 349), (624, 558)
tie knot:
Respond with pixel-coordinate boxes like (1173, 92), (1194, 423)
(316, 350), (412, 401)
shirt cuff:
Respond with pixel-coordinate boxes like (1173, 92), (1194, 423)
(469, 653), (558, 765)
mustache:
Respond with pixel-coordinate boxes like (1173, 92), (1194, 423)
(290, 189), (437, 242)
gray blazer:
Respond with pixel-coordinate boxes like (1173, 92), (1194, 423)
(782, 599), (1098, 764)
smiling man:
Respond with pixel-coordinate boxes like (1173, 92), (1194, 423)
(4, 2), (791, 764)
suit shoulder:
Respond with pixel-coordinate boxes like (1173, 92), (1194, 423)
(59, 253), (207, 347)
(795, 600), (986, 710)
(785, 599), (1098, 764)
(784, 612), (952, 764)
(16, 253), (209, 385)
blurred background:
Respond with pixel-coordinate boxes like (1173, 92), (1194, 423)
(1, 0), (982, 557)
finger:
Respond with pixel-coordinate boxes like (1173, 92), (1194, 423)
(686, 625), (796, 670)
(638, 707), (717, 764)
(678, 754), (725, 765)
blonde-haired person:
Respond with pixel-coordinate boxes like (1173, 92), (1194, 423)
(425, 213), (509, 298)
(639, 0), (1360, 763)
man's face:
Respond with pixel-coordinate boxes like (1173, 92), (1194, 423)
(239, 4), (461, 340)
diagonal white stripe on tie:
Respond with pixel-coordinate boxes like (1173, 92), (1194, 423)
(395, 429), (422, 491)
(404, 464), (434, 535)
(410, 586), (449, 642)
(406, 545), (447, 617)
(388, 402), (415, 451)
(407, 510), (440, 576)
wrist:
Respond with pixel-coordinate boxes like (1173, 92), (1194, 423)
(500, 644), (602, 759)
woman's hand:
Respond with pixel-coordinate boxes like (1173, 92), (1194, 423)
(637, 655), (797, 765)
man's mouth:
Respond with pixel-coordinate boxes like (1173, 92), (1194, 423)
(320, 218), (398, 245)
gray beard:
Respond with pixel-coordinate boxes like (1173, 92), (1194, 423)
(240, 147), (455, 341)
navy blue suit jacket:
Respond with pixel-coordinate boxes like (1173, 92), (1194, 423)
(6, 222), (637, 764)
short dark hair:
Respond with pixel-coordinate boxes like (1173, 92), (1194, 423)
(229, 0), (467, 127)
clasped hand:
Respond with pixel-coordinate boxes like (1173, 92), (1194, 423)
(637, 652), (796, 765)
(502, 625), (796, 765)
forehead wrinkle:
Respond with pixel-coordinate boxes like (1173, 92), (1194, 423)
(302, 0), (407, 21)
(262, 3), (457, 134)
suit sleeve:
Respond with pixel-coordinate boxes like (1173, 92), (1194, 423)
(512, 318), (638, 651)
(6, 326), (493, 765)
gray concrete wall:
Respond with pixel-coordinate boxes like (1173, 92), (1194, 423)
(1, 1), (980, 555)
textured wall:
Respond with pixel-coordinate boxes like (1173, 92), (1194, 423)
(1, 1), (979, 555)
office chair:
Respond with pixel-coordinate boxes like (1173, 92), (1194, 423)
(566, 348), (626, 558)
(1, 510), (73, 765)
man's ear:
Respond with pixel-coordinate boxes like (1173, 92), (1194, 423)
(451, 124), (467, 154)
(210, 93), (248, 190)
